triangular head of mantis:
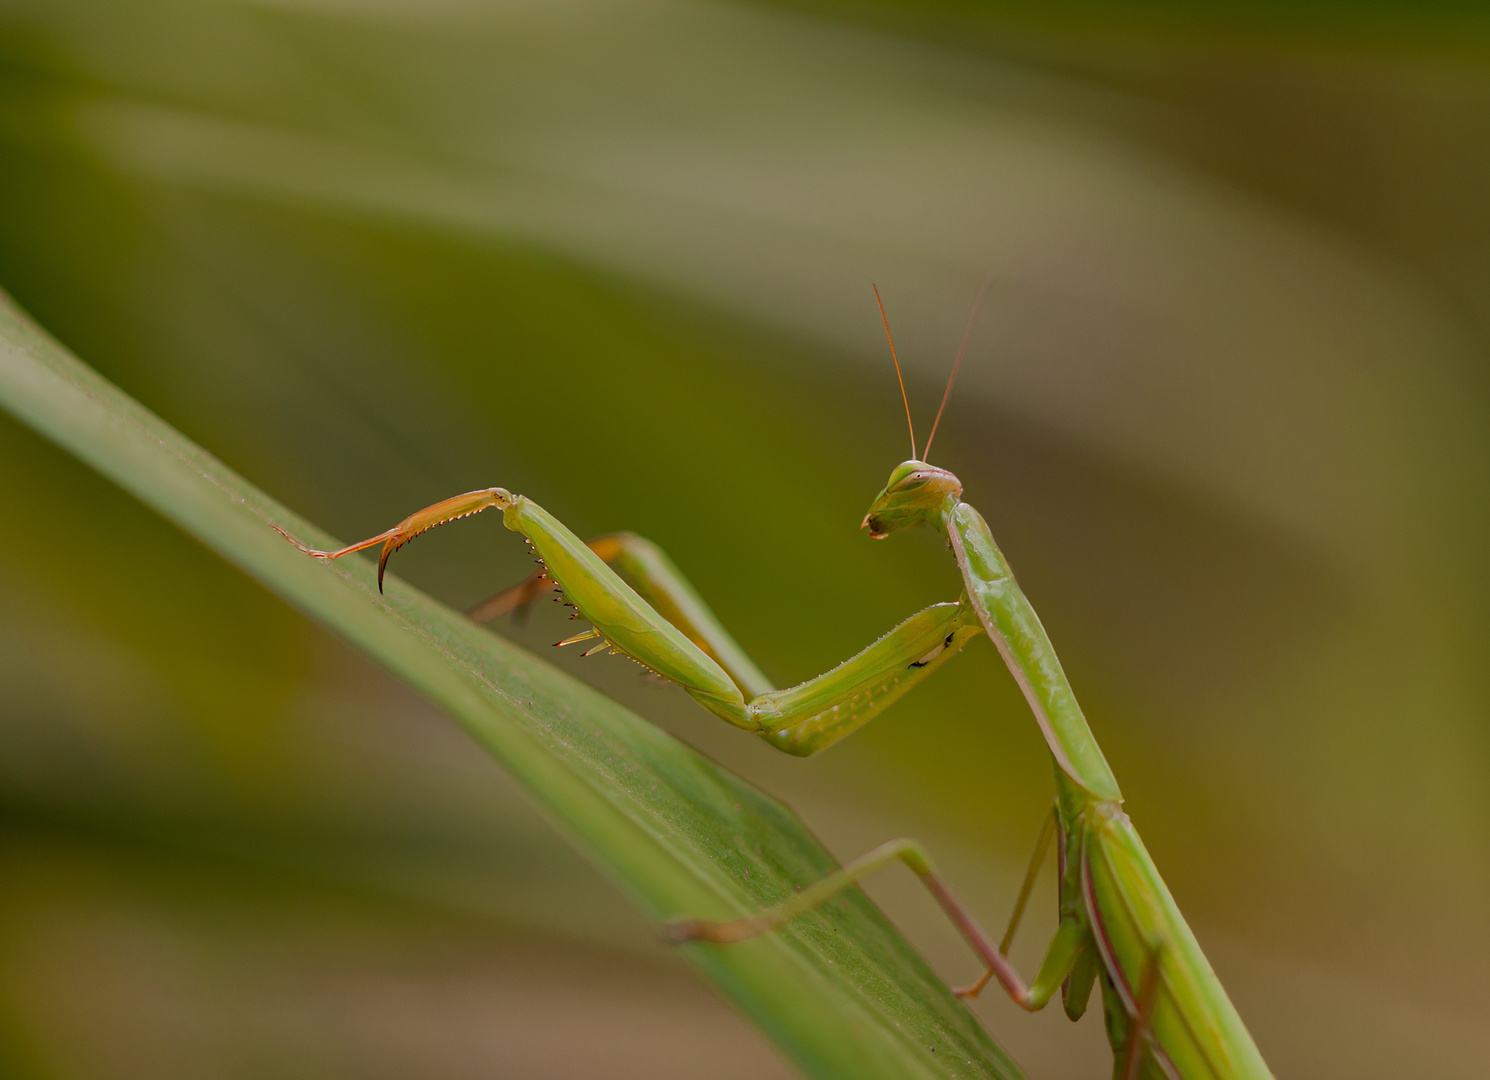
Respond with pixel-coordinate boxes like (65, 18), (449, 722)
(861, 460), (963, 539)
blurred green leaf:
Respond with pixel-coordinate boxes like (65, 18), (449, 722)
(0, 291), (1025, 1079)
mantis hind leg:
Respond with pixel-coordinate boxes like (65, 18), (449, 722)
(957, 803), (1058, 999)
(959, 804), (1102, 1024)
(665, 835), (1085, 1013)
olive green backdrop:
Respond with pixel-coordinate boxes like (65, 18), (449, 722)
(1, 2), (1486, 1077)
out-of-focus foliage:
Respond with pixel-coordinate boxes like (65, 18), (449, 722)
(0, 1), (1486, 1077)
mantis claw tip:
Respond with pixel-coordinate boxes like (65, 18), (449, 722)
(377, 538), (397, 593)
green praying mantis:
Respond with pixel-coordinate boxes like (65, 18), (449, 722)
(274, 286), (1274, 1080)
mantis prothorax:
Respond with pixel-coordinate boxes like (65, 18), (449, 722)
(275, 285), (1274, 1080)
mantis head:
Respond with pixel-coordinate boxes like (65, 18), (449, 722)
(862, 460), (962, 539)
(862, 278), (988, 539)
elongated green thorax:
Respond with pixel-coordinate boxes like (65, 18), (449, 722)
(946, 503), (1121, 801)
(862, 462), (1121, 802)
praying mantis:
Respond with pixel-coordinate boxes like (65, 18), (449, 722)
(274, 287), (1274, 1080)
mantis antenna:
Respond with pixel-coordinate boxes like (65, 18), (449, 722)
(872, 284), (917, 461)
(922, 275), (993, 464)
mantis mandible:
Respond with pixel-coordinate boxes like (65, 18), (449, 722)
(274, 285), (1274, 1080)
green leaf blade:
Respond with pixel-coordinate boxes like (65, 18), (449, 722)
(0, 291), (1025, 1080)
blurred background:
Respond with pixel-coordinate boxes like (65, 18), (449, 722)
(1, 1), (1488, 1077)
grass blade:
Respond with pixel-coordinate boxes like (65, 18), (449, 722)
(0, 290), (1025, 1080)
